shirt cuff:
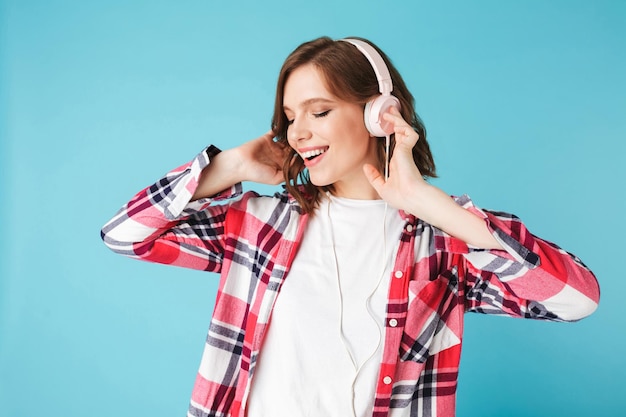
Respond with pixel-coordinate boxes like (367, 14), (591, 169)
(166, 145), (243, 219)
(433, 194), (541, 270)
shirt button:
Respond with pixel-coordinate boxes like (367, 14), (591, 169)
(383, 376), (393, 385)
(406, 224), (413, 233)
(389, 319), (398, 327)
(394, 270), (403, 279)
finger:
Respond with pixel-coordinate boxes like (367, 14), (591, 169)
(260, 130), (277, 144)
(396, 126), (419, 147)
(381, 114), (419, 150)
(382, 109), (417, 140)
(382, 106), (410, 127)
(269, 170), (284, 185)
(263, 131), (288, 157)
(273, 142), (292, 164)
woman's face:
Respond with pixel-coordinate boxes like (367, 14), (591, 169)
(284, 64), (380, 199)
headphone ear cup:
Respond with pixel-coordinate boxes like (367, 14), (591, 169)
(364, 95), (401, 137)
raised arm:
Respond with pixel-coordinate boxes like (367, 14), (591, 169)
(365, 107), (599, 321)
(192, 130), (286, 200)
(101, 131), (289, 271)
(363, 107), (502, 249)
(437, 197), (600, 321)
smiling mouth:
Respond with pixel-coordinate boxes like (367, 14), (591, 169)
(301, 147), (329, 161)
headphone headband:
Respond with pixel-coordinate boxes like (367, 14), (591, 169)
(340, 38), (394, 95)
(339, 37), (400, 137)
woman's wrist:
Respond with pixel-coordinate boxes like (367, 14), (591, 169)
(192, 149), (245, 200)
(403, 182), (447, 226)
(405, 183), (502, 249)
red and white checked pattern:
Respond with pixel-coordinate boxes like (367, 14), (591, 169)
(101, 146), (600, 417)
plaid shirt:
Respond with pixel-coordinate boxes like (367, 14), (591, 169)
(101, 146), (600, 417)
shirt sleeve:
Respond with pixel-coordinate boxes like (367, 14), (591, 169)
(434, 195), (600, 322)
(100, 145), (243, 272)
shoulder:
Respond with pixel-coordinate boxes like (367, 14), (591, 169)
(230, 187), (305, 218)
(224, 188), (306, 242)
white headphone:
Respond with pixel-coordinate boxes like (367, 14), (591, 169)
(340, 38), (401, 137)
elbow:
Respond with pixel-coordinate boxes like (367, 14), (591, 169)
(542, 284), (600, 322)
(101, 227), (123, 255)
(558, 296), (598, 322)
(100, 227), (117, 253)
(100, 223), (139, 257)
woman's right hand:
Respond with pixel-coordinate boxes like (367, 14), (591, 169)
(193, 131), (289, 200)
(232, 130), (289, 185)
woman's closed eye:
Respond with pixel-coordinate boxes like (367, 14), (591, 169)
(286, 110), (331, 125)
(313, 110), (330, 118)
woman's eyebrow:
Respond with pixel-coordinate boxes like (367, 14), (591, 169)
(283, 97), (335, 112)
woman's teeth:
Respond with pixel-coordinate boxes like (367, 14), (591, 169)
(302, 148), (328, 160)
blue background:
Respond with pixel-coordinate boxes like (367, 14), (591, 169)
(1, 1), (624, 416)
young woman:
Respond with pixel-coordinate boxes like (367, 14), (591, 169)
(101, 36), (600, 417)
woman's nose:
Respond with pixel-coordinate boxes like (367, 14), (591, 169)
(287, 117), (312, 143)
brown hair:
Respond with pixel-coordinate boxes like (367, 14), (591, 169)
(272, 36), (436, 213)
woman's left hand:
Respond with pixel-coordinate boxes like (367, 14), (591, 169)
(364, 107), (502, 249)
(363, 106), (429, 213)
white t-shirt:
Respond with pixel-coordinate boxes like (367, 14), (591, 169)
(246, 194), (405, 417)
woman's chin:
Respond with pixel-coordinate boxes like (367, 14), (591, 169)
(309, 177), (332, 187)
